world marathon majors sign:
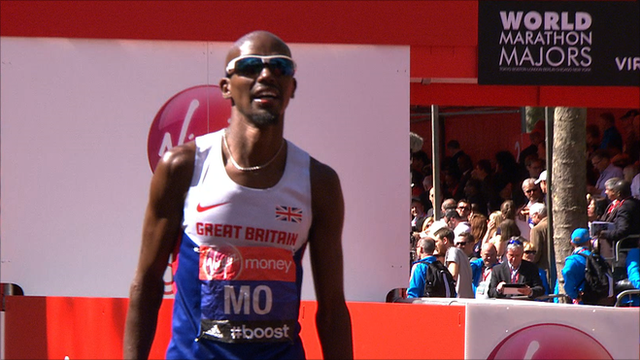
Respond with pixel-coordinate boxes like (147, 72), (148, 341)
(478, 1), (640, 86)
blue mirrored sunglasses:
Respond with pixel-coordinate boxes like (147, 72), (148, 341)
(225, 55), (296, 77)
(508, 238), (523, 246)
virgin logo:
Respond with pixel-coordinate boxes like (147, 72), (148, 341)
(200, 245), (243, 281)
(488, 323), (612, 359)
(147, 85), (231, 172)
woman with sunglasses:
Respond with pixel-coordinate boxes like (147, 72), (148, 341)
(523, 242), (550, 295)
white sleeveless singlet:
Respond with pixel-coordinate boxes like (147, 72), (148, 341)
(166, 129), (312, 359)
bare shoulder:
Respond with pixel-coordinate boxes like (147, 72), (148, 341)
(309, 157), (341, 193)
(156, 142), (196, 178)
(309, 157), (344, 210)
(149, 142), (196, 203)
(308, 157), (344, 240)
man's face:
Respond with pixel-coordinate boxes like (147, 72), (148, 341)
(527, 161), (544, 178)
(415, 243), (424, 259)
(411, 201), (424, 217)
(457, 202), (471, 219)
(472, 164), (487, 180)
(454, 235), (473, 257)
(591, 156), (607, 172)
(523, 184), (542, 202)
(506, 246), (524, 269)
(539, 180), (547, 193)
(434, 235), (447, 254)
(220, 34), (297, 127)
(523, 247), (536, 262)
(481, 246), (498, 268)
(604, 187), (618, 201)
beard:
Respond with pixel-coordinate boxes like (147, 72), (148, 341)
(250, 111), (278, 127)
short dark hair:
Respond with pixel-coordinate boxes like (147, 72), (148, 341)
(591, 149), (611, 161)
(445, 210), (461, 220)
(418, 237), (436, 255)
(411, 197), (425, 210)
(458, 232), (475, 244)
(434, 227), (455, 242)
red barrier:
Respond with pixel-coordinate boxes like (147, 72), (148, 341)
(4, 296), (465, 359)
(4, 296), (172, 359)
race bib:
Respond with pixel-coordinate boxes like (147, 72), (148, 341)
(198, 245), (298, 343)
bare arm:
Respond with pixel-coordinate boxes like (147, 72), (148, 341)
(308, 158), (353, 360)
(123, 144), (195, 360)
(447, 261), (460, 279)
(483, 220), (496, 244)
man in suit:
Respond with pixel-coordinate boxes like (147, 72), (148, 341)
(488, 238), (545, 299)
(599, 179), (640, 246)
(599, 177), (623, 222)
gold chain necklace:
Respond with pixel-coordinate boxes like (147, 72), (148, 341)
(223, 129), (285, 172)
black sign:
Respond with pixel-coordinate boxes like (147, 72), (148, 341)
(478, 1), (640, 86)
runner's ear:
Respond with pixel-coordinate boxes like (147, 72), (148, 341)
(290, 78), (297, 99)
(220, 77), (232, 100)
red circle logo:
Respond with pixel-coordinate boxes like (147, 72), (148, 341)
(488, 323), (612, 359)
(147, 85), (231, 172)
(201, 244), (243, 281)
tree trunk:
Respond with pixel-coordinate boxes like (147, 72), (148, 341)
(552, 107), (588, 302)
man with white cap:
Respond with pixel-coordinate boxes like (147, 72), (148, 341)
(535, 170), (548, 196)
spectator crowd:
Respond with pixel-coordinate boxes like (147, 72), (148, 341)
(408, 110), (640, 305)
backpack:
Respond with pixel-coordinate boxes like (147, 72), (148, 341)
(424, 260), (457, 298)
(577, 252), (614, 305)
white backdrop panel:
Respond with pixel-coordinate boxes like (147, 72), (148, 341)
(0, 37), (409, 301)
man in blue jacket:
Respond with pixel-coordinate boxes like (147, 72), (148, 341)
(408, 237), (456, 298)
(620, 240), (639, 306)
(562, 228), (594, 304)
(470, 242), (499, 298)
